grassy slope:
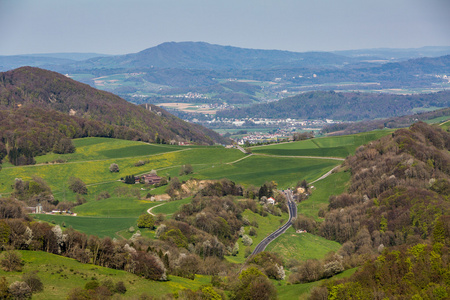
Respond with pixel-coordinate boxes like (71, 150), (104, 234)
(0, 251), (211, 300)
(196, 155), (340, 189)
(0, 139), (244, 197)
(265, 228), (341, 262)
(31, 214), (138, 238)
(299, 171), (351, 221)
(251, 130), (391, 158)
(440, 120), (450, 131)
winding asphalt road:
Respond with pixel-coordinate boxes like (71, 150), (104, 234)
(251, 189), (297, 255)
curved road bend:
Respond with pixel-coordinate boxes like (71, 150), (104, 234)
(252, 190), (297, 255)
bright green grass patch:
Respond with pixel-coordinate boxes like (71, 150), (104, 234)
(299, 171), (351, 221)
(251, 130), (392, 158)
(74, 198), (161, 217)
(34, 137), (184, 164)
(196, 156), (340, 189)
(265, 228), (341, 262)
(440, 120), (450, 130)
(226, 209), (289, 264)
(152, 197), (193, 216)
(31, 214), (138, 238)
(276, 267), (357, 300)
(0, 251), (211, 300)
(425, 116), (450, 125)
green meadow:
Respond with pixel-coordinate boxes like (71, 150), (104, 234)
(0, 140), (244, 196)
(251, 130), (392, 158)
(440, 120), (450, 130)
(31, 214), (138, 238)
(0, 251), (212, 300)
(151, 197), (193, 216)
(299, 170), (351, 221)
(196, 155), (341, 189)
(266, 228), (341, 261)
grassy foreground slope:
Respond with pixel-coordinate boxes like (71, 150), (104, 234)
(0, 251), (211, 300)
(251, 130), (392, 158)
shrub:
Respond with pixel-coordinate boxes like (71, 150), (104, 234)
(84, 280), (99, 290)
(22, 272), (44, 292)
(9, 281), (32, 300)
(115, 281), (127, 294)
(1, 250), (22, 272)
(53, 138), (75, 154)
(109, 163), (120, 173)
(179, 164), (193, 175)
(96, 191), (111, 200)
(242, 234), (253, 246)
(68, 177), (87, 194)
(137, 214), (155, 229)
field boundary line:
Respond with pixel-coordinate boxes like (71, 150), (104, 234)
(147, 203), (166, 216)
(310, 166), (341, 184)
(227, 154), (253, 164)
(251, 153), (345, 161)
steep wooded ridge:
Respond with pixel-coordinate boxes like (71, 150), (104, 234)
(310, 122), (450, 299)
(0, 67), (229, 163)
(217, 90), (450, 121)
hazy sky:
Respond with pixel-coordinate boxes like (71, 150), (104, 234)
(1, 0), (449, 55)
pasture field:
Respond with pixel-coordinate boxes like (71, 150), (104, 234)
(31, 214), (138, 238)
(265, 228), (341, 262)
(35, 137), (184, 163)
(299, 170), (351, 221)
(151, 197), (193, 216)
(196, 155), (340, 189)
(0, 251), (211, 300)
(0, 142), (244, 196)
(251, 130), (392, 158)
(276, 267), (357, 300)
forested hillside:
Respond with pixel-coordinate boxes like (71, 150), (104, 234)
(0, 67), (229, 166)
(217, 90), (450, 121)
(304, 122), (450, 299)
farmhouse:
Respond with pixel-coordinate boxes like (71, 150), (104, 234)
(267, 197), (276, 205)
(139, 174), (162, 185)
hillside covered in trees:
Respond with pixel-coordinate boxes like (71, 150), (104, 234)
(302, 122), (450, 299)
(0, 67), (229, 165)
(217, 90), (450, 121)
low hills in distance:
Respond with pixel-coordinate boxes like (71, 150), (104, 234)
(0, 67), (229, 165)
(216, 90), (450, 121)
(1, 42), (449, 118)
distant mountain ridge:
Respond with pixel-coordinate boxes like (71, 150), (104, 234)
(0, 67), (229, 145)
(0, 53), (108, 72)
(65, 41), (354, 70)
